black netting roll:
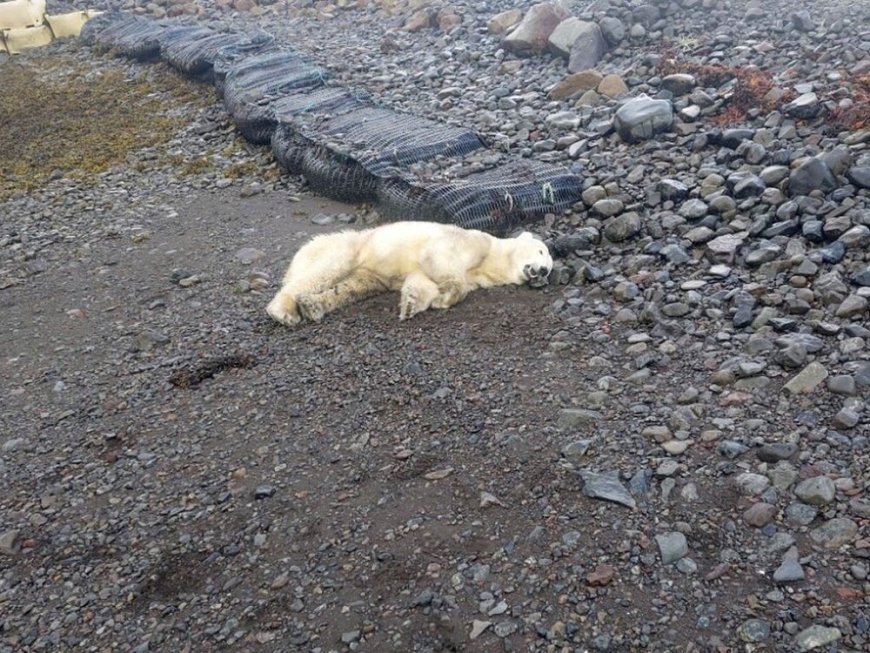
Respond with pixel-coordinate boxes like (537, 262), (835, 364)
(222, 51), (327, 144)
(376, 161), (584, 236)
(160, 26), (236, 82)
(280, 107), (486, 202)
(212, 31), (277, 94)
(270, 87), (373, 172)
(90, 15), (168, 60)
(79, 10), (122, 46)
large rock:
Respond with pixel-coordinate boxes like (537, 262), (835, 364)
(613, 96), (673, 142)
(502, 2), (570, 55)
(549, 17), (592, 58)
(567, 22), (607, 72)
(598, 16), (625, 46)
(788, 158), (837, 196)
(487, 8), (522, 34)
(847, 166), (870, 189)
(548, 69), (603, 100)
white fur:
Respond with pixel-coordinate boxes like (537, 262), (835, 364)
(266, 221), (553, 326)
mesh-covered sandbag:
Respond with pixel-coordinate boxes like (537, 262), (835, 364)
(281, 107), (486, 202)
(160, 25), (220, 78)
(222, 51), (327, 144)
(78, 10), (120, 46)
(89, 14), (168, 60)
(376, 160), (584, 235)
(270, 87), (373, 172)
(212, 30), (277, 94)
(162, 28), (255, 83)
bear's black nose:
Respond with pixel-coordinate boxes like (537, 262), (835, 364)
(539, 266), (550, 277)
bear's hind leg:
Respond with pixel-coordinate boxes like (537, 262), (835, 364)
(298, 270), (387, 322)
(267, 233), (358, 326)
(399, 272), (440, 320)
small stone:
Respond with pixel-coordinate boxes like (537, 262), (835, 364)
(832, 408), (860, 429)
(656, 532), (688, 564)
(785, 502), (818, 526)
(757, 443), (798, 462)
(597, 74), (628, 97)
(234, 247), (265, 265)
(774, 552), (805, 584)
(271, 572), (289, 589)
(661, 73), (696, 96)
(828, 375), (857, 396)
(794, 476), (835, 506)
(735, 473), (770, 495)
(738, 618), (771, 643)
(469, 620), (491, 640)
(0, 530), (20, 556)
(558, 408), (603, 429)
(795, 625), (841, 651)
(340, 630), (361, 644)
(784, 93), (820, 120)
(836, 295), (868, 318)
(661, 440), (691, 455)
(809, 518), (858, 548)
(591, 198), (624, 217)
(549, 69), (603, 100)
(580, 471), (637, 509)
(782, 363), (828, 395)
(744, 502), (777, 528)
(586, 564), (615, 586)
(561, 439), (592, 459)
(254, 484), (276, 499)
(603, 212), (641, 242)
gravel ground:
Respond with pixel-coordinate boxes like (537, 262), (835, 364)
(2, 1), (869, 652)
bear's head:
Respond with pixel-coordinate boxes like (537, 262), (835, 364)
(511, 232), (553, 285)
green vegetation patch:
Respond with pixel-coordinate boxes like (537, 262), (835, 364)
(0, 53), (214, 200)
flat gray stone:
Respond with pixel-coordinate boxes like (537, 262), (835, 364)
(580, 471), (637, 509)
(782, 362), (828, 395)
(796, 625), (841, 651)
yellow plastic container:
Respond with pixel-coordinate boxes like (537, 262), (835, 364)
(2, 23), (52, 54)
(0, 0), (46, 29)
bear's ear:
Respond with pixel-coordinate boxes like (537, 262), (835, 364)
(517, 231), (535, 240)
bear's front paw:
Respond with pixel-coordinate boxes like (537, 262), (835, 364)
(297, 295), (325, 323)
(266, 295), (301, 327)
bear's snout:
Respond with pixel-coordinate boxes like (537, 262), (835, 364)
(523, 264), (550, 281)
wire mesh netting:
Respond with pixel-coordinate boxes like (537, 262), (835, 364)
(88, 14), (169, 60)
(78, 11), (583, 234)
(212, 30), (277, 94)
(376, 160), (585, 236)
(275, 107), (487, 202)
(222, 51), (327, 144)
(270, 87), (373, 173)
(160, 26), (240, 82)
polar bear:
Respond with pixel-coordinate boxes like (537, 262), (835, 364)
(266, 221), (553, 326)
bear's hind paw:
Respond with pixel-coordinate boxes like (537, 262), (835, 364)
(266, 296), (302, 327)
(399, 296), (423, 321)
